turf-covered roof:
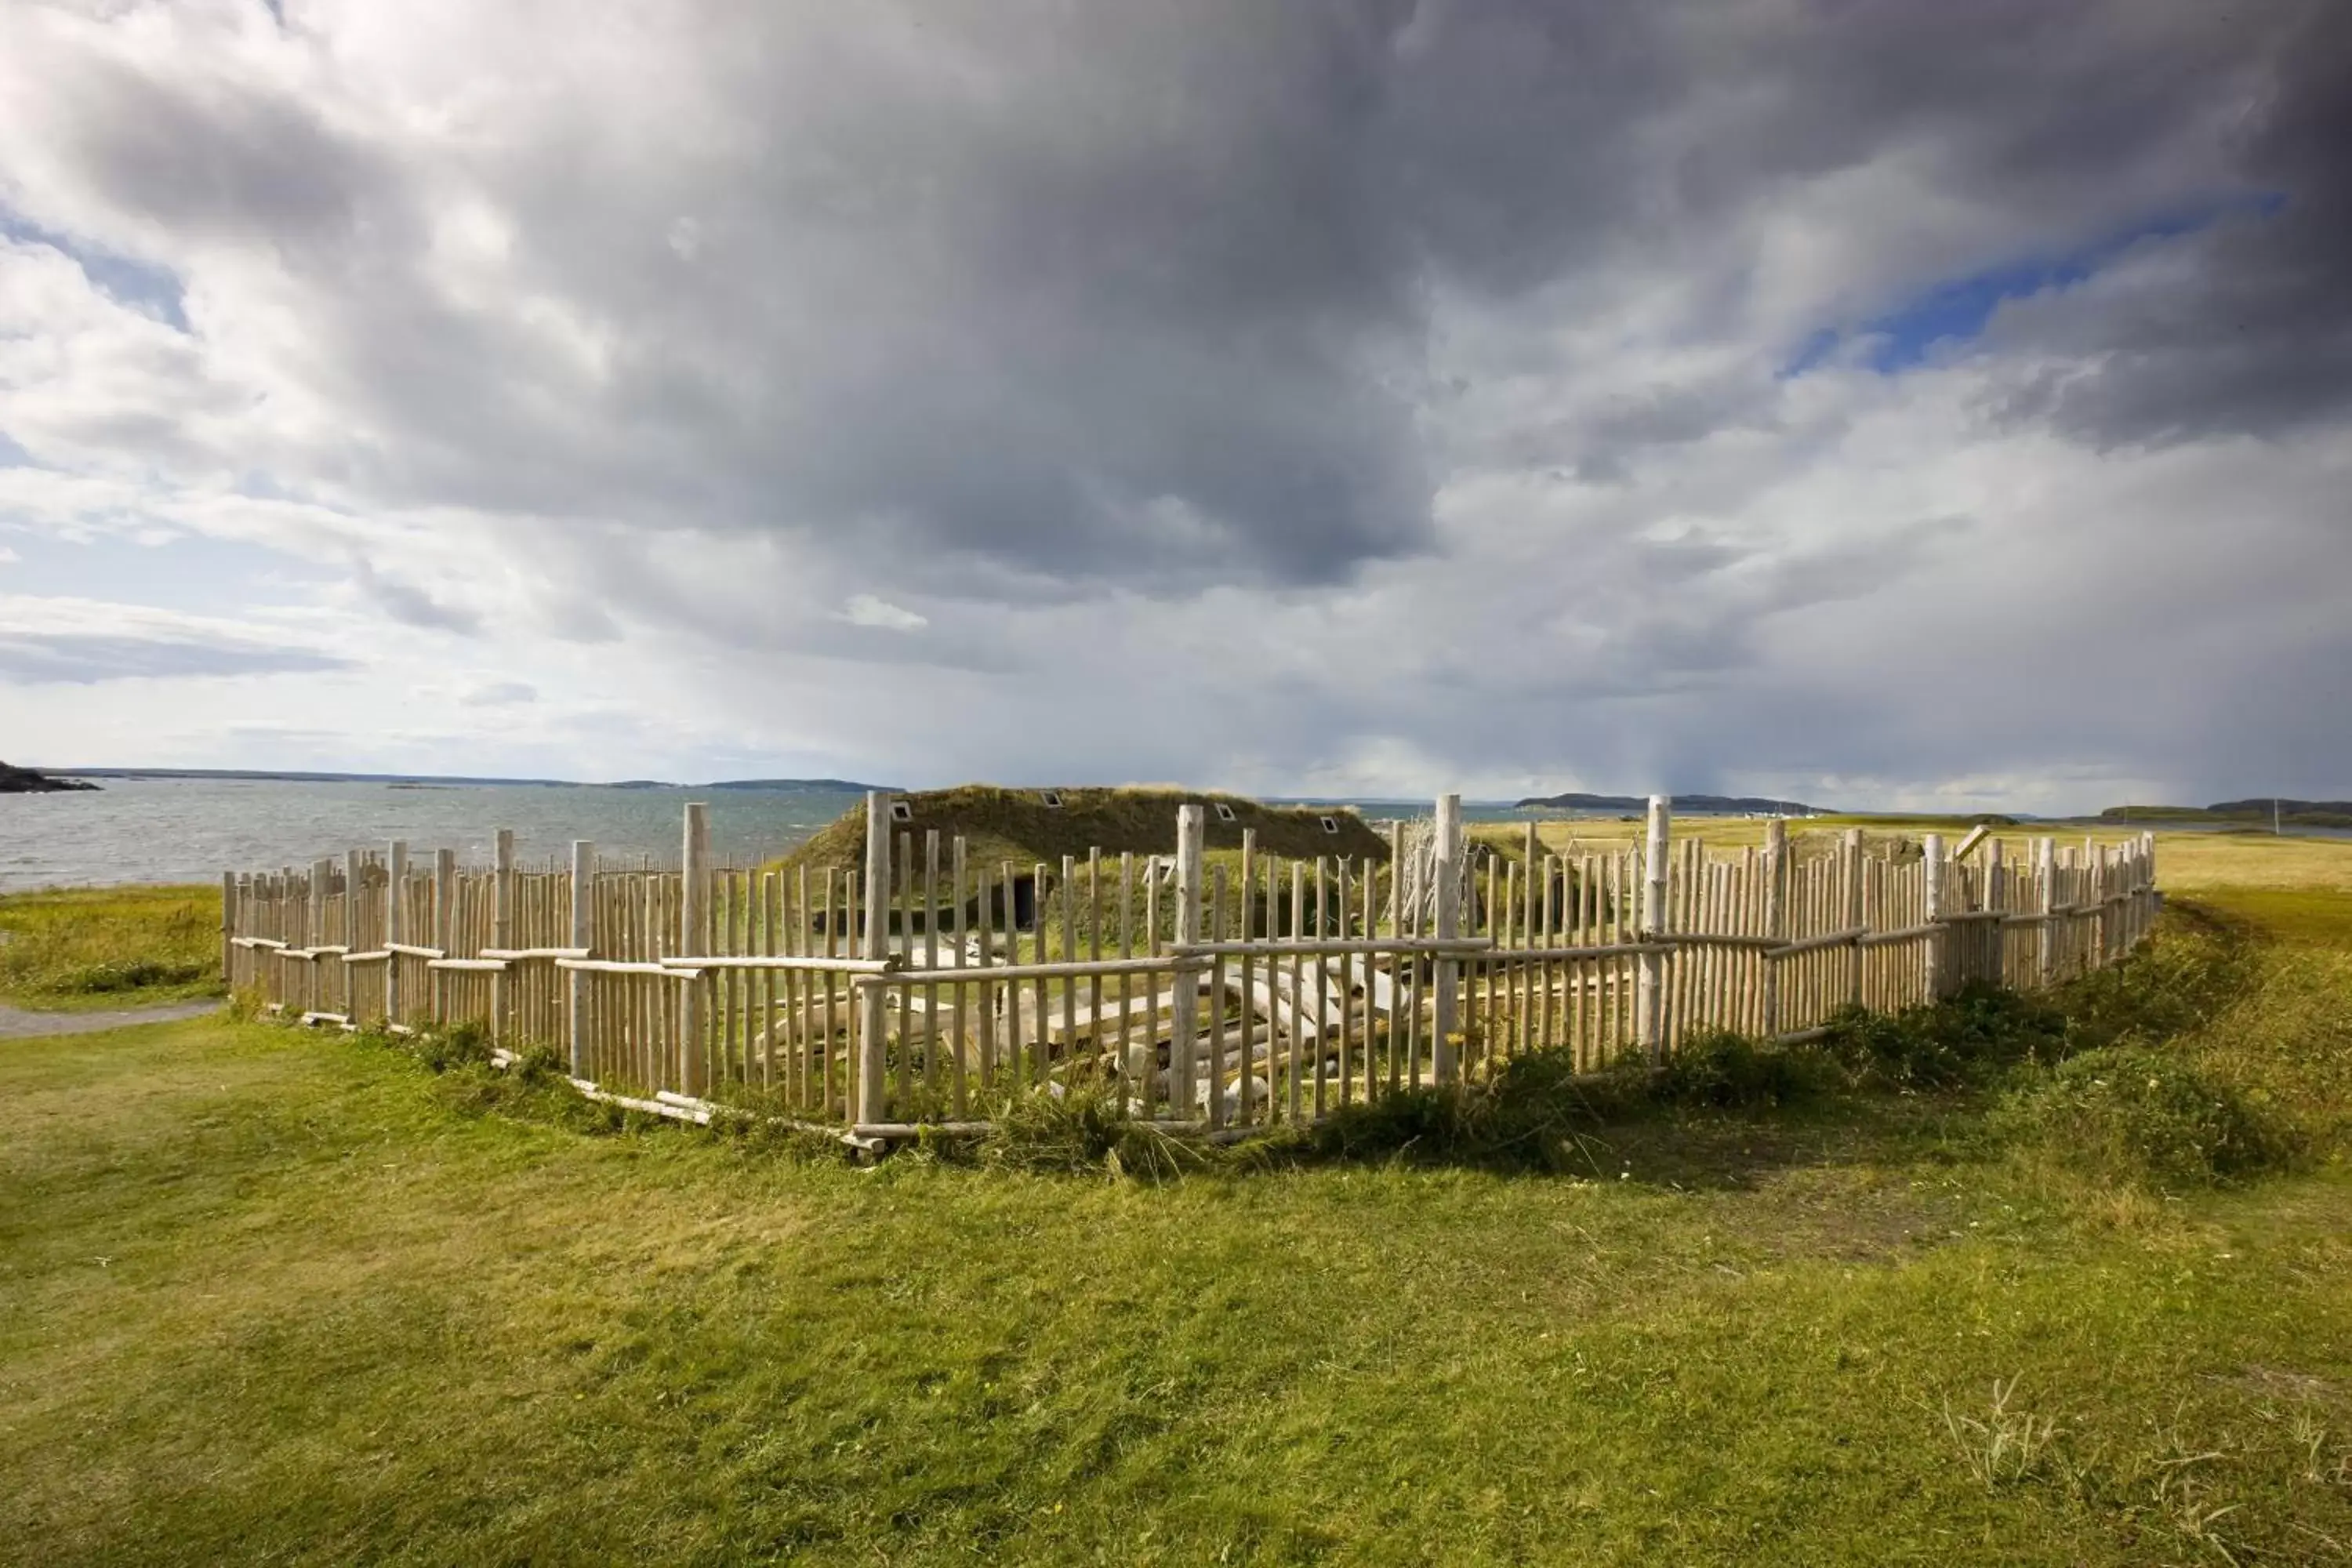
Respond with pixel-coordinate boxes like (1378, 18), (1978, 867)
(779, 785), (1392, 877)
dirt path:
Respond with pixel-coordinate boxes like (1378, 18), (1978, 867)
(0, 999), (221, 1040)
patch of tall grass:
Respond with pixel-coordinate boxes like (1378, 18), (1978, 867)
(0, 885), (222, 1007)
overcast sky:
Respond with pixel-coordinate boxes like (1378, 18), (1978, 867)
(2, 0), (2347, 810)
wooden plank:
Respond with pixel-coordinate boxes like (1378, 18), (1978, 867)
(857, 794), (891, 1124)
(924, 830), (942, 1102)
(1208, 863), (1230, 1127)
(1171, 806), (1205, 1118)
(950, 837), (968, 1116)
(1432, 794), (1461, 1083)
(1287, 856), (1305, 1121)
(1087, 846), (1104, 1097)
(1002, 861), (1024, 1091)
(1382, 823), (1400, 1091)
(1032, 861), (1050, 1093)
(1330, 859), (1352, 1104)
(1636, 797), (1668, 1063)
(1312, 855), (1330, 1116)
(1060, 853), (1078, 1087)
(680, 805), (709, 1095)
(1360, 857), (1380, 1100)
(976, 859), (998, 1090)
(897, 832), (915, 1109)
(1116, 852), (1134, 1102)
(1922, 833), (1947, 1000)
(567, 842), (593, 1076)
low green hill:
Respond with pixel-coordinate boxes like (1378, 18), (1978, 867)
(779, 785), (1392, 881)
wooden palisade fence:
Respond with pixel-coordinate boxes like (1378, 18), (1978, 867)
(224, 795), (2159, 1142)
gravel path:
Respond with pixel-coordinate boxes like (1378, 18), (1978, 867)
(0, 998), (221, 1040)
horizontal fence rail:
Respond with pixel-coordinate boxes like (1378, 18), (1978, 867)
(225, 794), (2160, 1140)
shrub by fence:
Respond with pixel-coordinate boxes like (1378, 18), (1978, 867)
(224, 796), (2158, 1140)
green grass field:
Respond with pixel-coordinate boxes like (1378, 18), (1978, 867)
(0, 885), (223, 1011)
(3, 854), (2350, 1563)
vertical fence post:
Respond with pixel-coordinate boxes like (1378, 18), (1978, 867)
(2084, 836), (2103, 967)
(680, 804), (709, 1097)
(1760, 818), (1787, 1036)
(568, 840), (594, 1078)
(2140, 830), (2158, 947)
(1984, 837), (2005, 989)
(1171, 804), (1205, 1118)
(1922, 833), (1947, 1001)
(220, 869), (237, 987)
(1842, 829), (1865, 1012)
(306, 857), (330, 1018)
(1432, 793), (1462, 1083)
(433, 848), (456, 1025)
(344, 847), (365, 1018)
(858, 792), (892, 1127)
(2034, 837), (2056, 986)
(490, 828), (515, 1044)
(310, 855), (331, 940)
(387, 840), (407, 1023)
(1636, 795), (1670, 1064)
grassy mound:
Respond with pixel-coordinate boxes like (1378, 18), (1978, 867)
(777, 785), (1391, 882)
(1992, 1047), (2292, 1186)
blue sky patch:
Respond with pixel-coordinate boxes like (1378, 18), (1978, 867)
(1, 209), (190, 332)
(1784, 192), (2284, 377)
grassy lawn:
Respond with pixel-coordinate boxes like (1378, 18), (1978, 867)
(0, 885), (223, 1011)
(5, 880), (2352, 1563)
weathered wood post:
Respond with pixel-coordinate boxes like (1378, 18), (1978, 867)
(1636, 795), (1670, 1064)
(2140, 830), (2158, 947)
(1842, 829), (1866, 1011)
(2085, 835), (2105, 967)
(2034, 837), (2056, 986)
(1171, 804), (1206, 1116)
(1922, 833), (1947, 1000)
(1432, 793), (1463, 1083)
(220, 869), (237, 988)
(387, 840), (407, 1023)
(857, 792), (892, 1127)
(1984, 837), (2005, 989)
(433, 848), (456, 1025)
(344, 847), (365, 1017)
(568, 840), (594, 1078)
(490, 828), (515, 1044)
(680, 804), (710, 1096)
(307, 856), (331, 1014)
(1761, 818), (1788, 1036)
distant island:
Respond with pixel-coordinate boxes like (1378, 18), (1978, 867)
(0, 760), (99, 793)
(1514, 790), (1826, 816)
(2103, 800), (2352, 829)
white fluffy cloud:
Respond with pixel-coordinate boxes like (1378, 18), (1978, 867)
(0, 0), (2346, 807)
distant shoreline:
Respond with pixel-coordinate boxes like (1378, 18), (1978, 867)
(29, 768), (892, 792)
(16, 771), (2343, 831)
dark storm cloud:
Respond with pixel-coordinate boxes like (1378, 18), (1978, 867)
(24, 0), (2336, 604)
(1991, 5), (2352, 445)
(5, 0), (2350, 803)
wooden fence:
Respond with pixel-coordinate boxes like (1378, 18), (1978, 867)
(223, 795), (2158, 1140)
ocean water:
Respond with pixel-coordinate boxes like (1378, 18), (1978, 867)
(23, 778), (2317, 891)
(0, 779), (868, 890)
(1, 779), (1550, 890)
